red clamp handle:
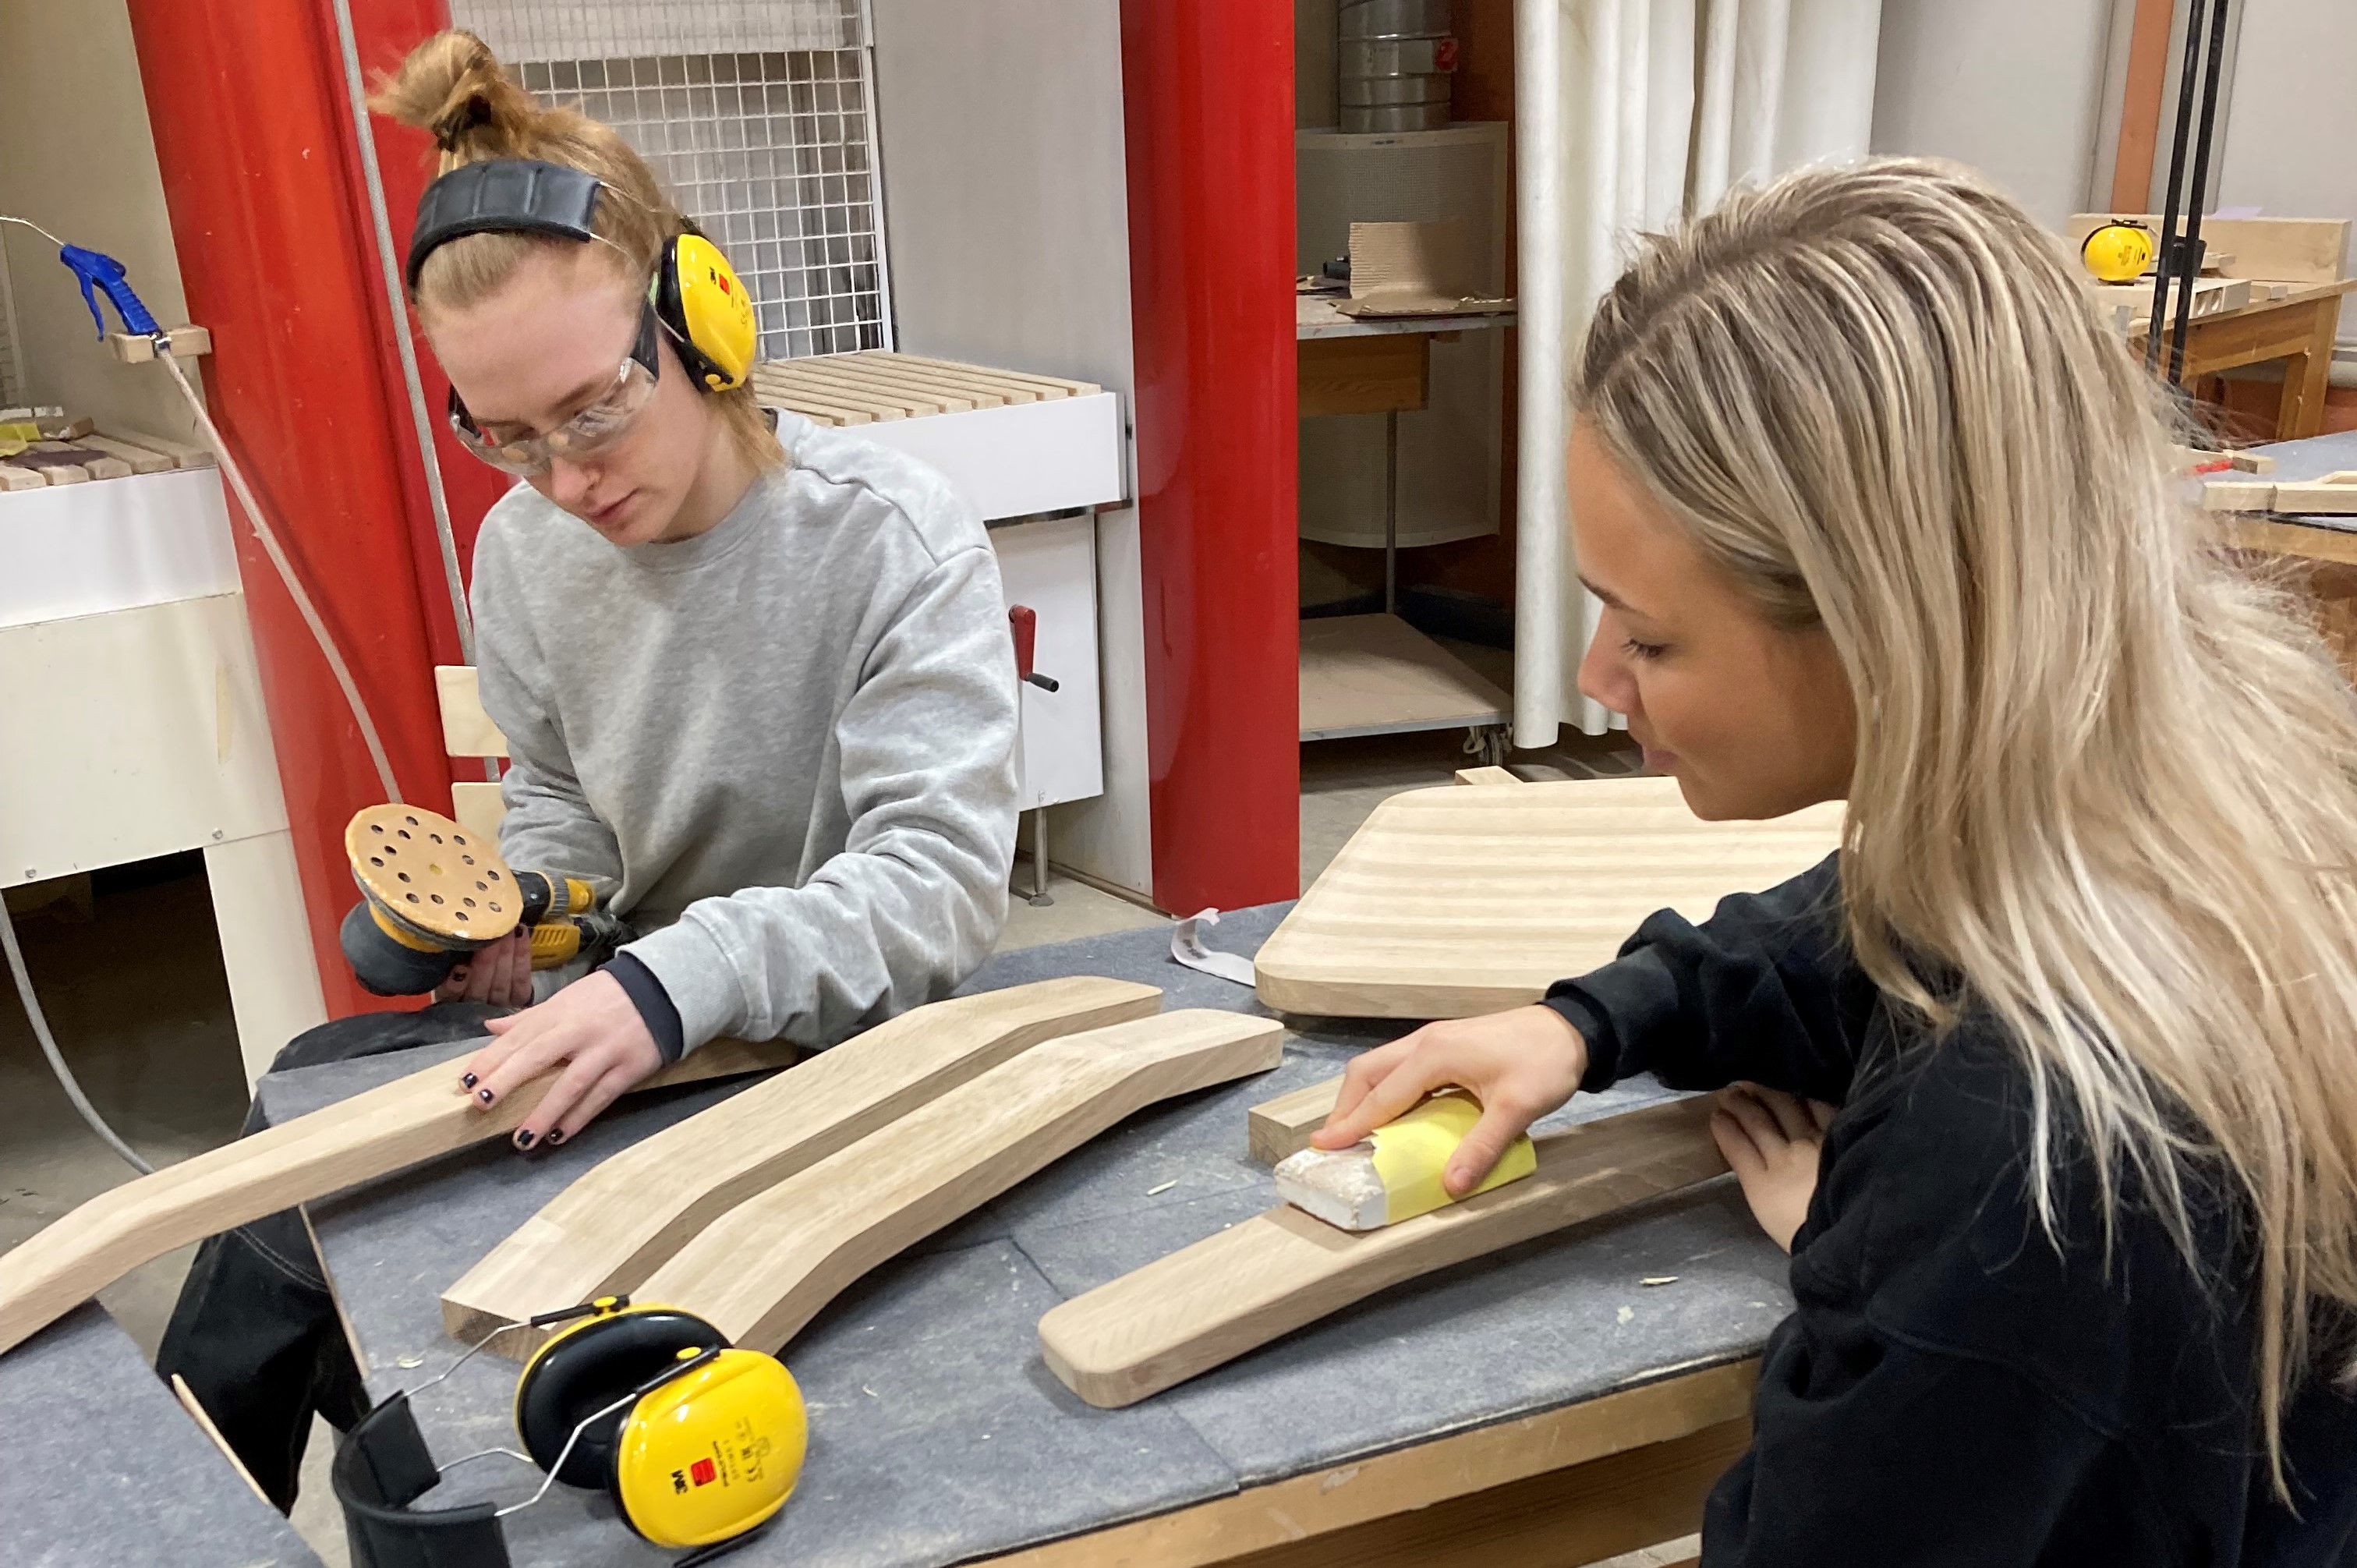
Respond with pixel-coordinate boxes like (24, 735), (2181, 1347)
(1008, 605), (1059, 692)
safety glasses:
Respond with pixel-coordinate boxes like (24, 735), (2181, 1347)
(448, 300), (663, 476)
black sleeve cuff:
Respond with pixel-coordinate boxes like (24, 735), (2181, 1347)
(1541, 943), (1683, 1092)
(1540, 988), (1624, 1093)
(604, 950), (685, 1064)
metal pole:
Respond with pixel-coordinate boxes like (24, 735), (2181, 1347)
(2166, 0), (2235, 388)
(1029, 807), (1053, 905)
(2145, 0), (2207, 372)
(1383, 409), (1399, 616)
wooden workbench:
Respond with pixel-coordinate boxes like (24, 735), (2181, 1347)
(259, 907), (1777, 1568)
(2148, 279), (2357, 441)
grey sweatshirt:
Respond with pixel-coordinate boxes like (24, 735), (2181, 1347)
(469, 412), (1019, 1054)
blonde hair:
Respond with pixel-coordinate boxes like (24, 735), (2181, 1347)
(1574, 156), (2357, 1489)
(371, 30), (780, 469)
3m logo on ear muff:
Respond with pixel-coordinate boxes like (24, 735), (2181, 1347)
(653, 232), (758, 392)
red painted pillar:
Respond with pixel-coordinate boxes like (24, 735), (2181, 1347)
(124, 0), (461, 1019)
(1120, 0), (1301, 913)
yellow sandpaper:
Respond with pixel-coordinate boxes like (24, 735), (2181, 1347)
(1369, 1093), (1537, 1224)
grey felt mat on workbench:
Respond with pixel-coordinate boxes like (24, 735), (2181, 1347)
(294, 902), (1789, 1567)
(0, 1304), (324, 1567)
(2250, 427), (2357, 526)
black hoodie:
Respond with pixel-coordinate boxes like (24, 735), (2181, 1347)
(1542, 856), (2357, 1567)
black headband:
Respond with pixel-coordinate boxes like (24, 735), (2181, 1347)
(405, 159), (602, 292)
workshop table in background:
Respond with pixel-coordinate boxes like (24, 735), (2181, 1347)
(287, 907), (1782, 1568)
(1297, 294), (1519, 745)
(2218, 427), (2357, 680)
(2143, 280), (2357, 441)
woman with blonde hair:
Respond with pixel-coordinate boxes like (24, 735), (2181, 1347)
(157, 30), (1017, 1506)
(1319, 158), (2357, 1561)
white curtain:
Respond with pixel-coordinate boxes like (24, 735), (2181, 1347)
(1513, 0), (1883, 745)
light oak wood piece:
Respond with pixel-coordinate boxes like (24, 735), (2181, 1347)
(97, 426), (214, 469)
(1453, 765), (1521, 786)
(848, 356), (1042, 405)
(980, 1365), (1754, 1567)
(879, 351), (1097, 397)
(1255, 776), (1842, 1018)
(433, 665), (510, 759)
(633, 1011), (1285, 1355)
(448, 780), (506, 843)
(108, 325), (213, 363)
(2203, 480), (2278, 512)
(2274, 482), (2357, 515)
(37, 416), (95, 441)
(0, 1038), (794, 1357)
(0, 465), (41, 491)
(172, 1374), (271, 1506)
(70, 433), (175, 474)
(1248, 1077), (1345, 1166)
(32, 440), (130, 481)
(441, 977), (1163, 1344)
(1041, 1095), (1727, 1407)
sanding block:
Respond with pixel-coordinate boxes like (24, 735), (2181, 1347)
(1272, 1093), (1536, 1231)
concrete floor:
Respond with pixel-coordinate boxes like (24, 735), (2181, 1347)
(1, 723), (1651, 1566)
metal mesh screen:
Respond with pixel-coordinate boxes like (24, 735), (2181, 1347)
(449, 2), (891, 360)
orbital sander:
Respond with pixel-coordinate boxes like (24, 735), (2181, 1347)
(338, 804), (635, 996)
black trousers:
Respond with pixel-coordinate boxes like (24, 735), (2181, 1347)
(154, 1002), (513, 1512)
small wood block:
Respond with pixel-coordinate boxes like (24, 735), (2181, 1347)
(633, 1011), (1284, 1355)
(36, 415), (94, 441)
(44, 443), (130, 480)
(0, 1038), (798, 1356)
(0, 465), (44, 492)
(71, 434), (174, 474)
(10, 451), (90, 484)
(108, 324), (211, 363)
(2230, 451), (2279, 475)
(2272, 483), (2357, 515)
(434, 665), (510, 759)
(441, 976), (1167, 1349)
(1248, 1076), (1343, 1166)
(448, 780), (505, 844)
(1039, 1095), (1729, 1407)
(2202, 480), (2277, 513)
(2317, 472), (2357, 485)
(1453, 766), (1522, 786)
(97, 427), (213, 468)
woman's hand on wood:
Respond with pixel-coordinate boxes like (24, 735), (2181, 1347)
(458, 970), (663, 1149)
(1311, 1005), (1589, 1198)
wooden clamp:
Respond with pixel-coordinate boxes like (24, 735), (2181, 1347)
(628, 1011), (1286, 1357)
(0, 1039), (796, 1358)
(1038, 1095), (1728, 1408)
(441, 976), (1163, 1344)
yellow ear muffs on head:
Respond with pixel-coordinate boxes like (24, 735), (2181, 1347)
(652, 232), (758, 391)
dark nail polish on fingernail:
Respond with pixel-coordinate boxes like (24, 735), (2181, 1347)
(461, 1073), (478, 1088)
(514, 1129), (536, 1149)
(545, 1129), (565, 1145)
(478, 1088), (495, 1103)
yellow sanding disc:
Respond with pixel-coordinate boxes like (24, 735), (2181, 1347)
(344, 804), (521, 943)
